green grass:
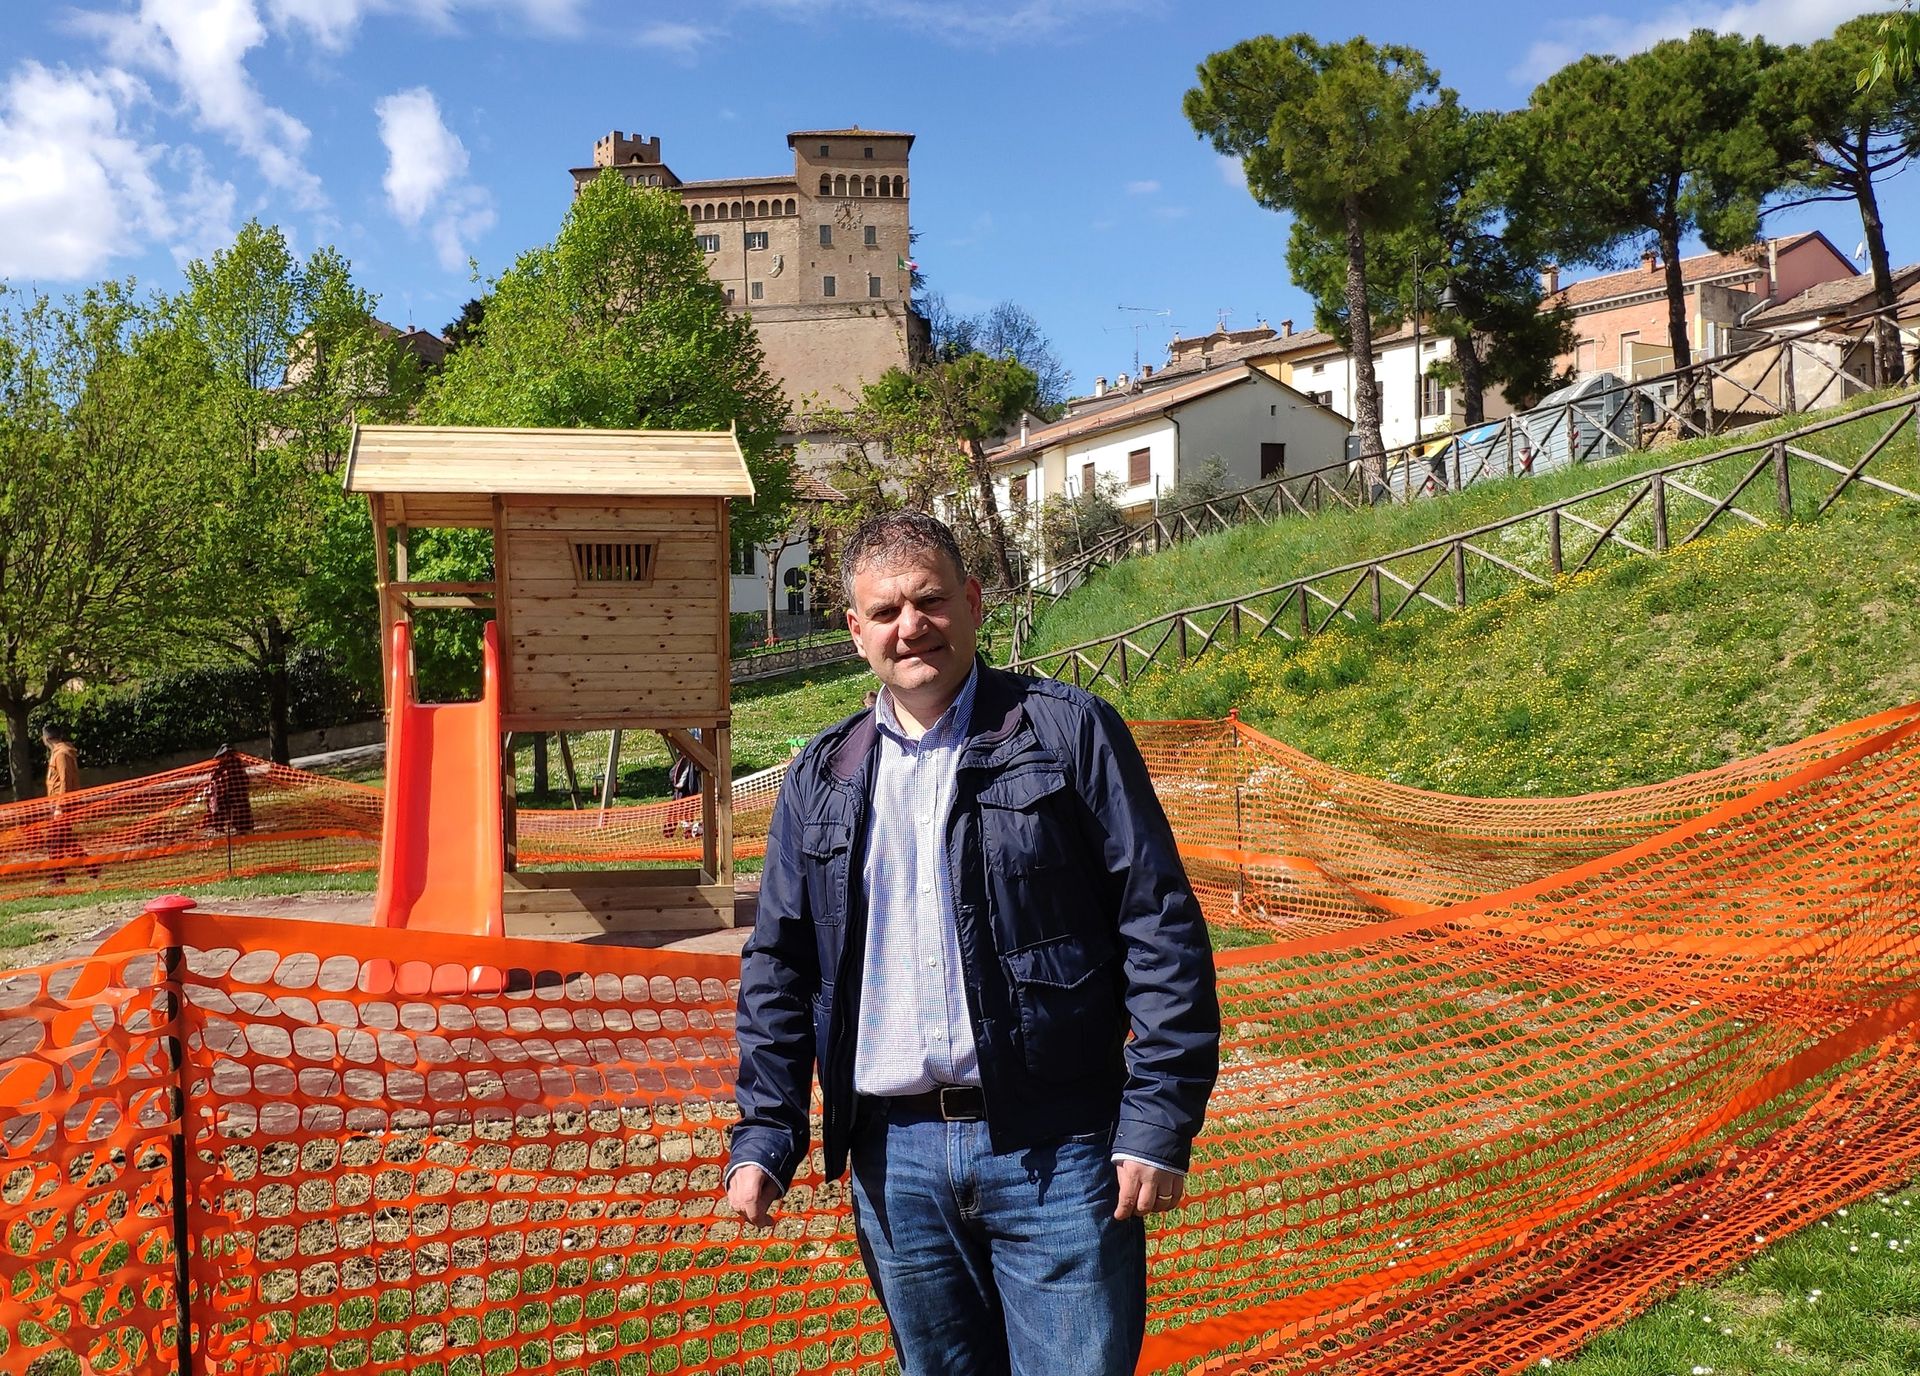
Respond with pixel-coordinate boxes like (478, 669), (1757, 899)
(1554, 1189), (1920, 1376)
(1106, 499), (1920, 796)
(1022, 388), (1919, 660)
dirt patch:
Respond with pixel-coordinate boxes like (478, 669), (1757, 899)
(0, 878), (755, 974)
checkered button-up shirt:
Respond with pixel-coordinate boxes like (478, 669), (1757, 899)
(853, 665), (982, 1097)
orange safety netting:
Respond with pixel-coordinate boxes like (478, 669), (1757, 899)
(0, 757), (793, 903)
(3, 702), (1920, 1376)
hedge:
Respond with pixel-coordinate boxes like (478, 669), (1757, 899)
(3, 651), (377, 791)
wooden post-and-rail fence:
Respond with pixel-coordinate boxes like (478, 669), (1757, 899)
(992, 302), (1917, 665)
(1009, 389), (1920, 695)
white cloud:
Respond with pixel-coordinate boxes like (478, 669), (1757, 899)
(81, 0), (325, 206)
(375, 87), (495, 271)
(165, 144), (239, 267)
(0, 62), (169, 279)
(740, 0), (1160, 46)
(266, 0), (587, 48)
(635, 21), (719, 57)
(1520, 0), (1886, 82)
(1125, 179), (1160, 195)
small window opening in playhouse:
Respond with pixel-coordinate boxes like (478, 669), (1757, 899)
(571, 539), (658, 584)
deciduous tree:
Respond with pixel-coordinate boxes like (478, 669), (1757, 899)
(425, 169), (795, 549)
(0, 284), (209, 795)
(172, 221), (393, 762)
(1187, 34), (1452, 489)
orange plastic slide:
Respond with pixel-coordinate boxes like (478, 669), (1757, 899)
(370, 619), (504, 953)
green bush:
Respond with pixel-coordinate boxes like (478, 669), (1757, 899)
(5, 650), (378, 788)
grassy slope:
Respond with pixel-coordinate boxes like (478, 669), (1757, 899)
(1024, 389), (1916, 659)
(1108, 499), (1920, 794)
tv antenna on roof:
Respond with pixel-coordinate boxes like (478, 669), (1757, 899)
(1116, 304), (1172, 377)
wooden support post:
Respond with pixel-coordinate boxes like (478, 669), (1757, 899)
(502, 734), (518, 873)
(700, 729), (719, 885)
(1370, 565), (1383, 623)
(597, 728), (624, 821)
(1452, 542), (1468, 608)
(556, 733), (583, 810)
(1548, 509), (1564, 576)
(532, 734), (549, 798)
(713, 724), (735, 898)
(1772, 439), (1792, 520)
(1783, 344), (1797, 415)
(1651, 475), (1669, 554)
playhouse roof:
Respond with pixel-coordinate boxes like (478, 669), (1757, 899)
(344, 425), (756, 499)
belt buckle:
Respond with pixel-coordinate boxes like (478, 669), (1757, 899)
(937, 1086), (973, 1121)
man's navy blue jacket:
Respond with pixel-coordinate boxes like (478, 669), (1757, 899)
(730, 661), (1220, 1189)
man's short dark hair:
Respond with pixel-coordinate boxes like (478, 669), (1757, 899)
(840, 511), (969, 608)
(40, 722), (68, 743)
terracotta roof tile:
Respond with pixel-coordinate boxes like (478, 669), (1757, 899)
(1545, 234), (1821, 310)
(989, 365), (1273, 466)
(1747, 264), (1920, 325)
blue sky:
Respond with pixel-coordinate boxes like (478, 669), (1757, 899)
(0, 0), (1906, 394)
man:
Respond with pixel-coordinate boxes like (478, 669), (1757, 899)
(40, 722), (86, 872)
(726, 512), (1219, 1375)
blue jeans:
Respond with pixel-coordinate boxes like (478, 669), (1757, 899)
(848, 1108), (1146, 1376)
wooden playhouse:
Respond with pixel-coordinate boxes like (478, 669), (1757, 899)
(344, 424), (752, 937)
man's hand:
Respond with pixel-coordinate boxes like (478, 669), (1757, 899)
(726, 1164), (781, 1228)
(1114, 1160), (1185, 1220)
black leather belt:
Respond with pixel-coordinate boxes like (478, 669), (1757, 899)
(876, 1085), (987, 1122)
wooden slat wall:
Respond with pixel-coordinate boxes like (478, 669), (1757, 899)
(502, 498), (726, 722)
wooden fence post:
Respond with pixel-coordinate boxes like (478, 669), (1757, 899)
(1548, 509), (1563, 576)
(1299, 585), (1312, 637)
(1783, 344), (1797, 415)
(1370, 565), (1383, 623)
(1772, 440), (1792, 520)
(1452, 542), (1468, 608)
(1651, 475), (1669, 554)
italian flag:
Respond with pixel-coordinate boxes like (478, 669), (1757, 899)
(898, 255), (918, 272)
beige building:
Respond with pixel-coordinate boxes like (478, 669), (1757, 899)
(572, 128), (928, 416)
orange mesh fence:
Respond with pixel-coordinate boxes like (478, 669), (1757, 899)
(3, 704), (1920, 1375)
(0, 757), (794, 903)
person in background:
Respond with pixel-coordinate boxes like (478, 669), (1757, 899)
(727, 511), (1219, 1375)
(40, 723), (86, 872)
(206, 744), (255, 836)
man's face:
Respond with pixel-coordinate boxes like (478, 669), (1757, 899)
(846, 547), (982, 707)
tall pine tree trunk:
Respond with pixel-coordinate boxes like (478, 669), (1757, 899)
(1457, 331), (1488, 426)
(1657, 211), (1699, 429)
(1344, 197), (1387, 497)
(1855, 134), (1901, 385)
(264, 615), (292, 765)
(2, 696), (35, 802)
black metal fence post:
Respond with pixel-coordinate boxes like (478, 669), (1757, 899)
(148, 893), (199, 1376)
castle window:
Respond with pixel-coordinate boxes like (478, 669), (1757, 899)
(864, 175), (877, 196)
(892, 175), (904, 196)
(864, 225), (878, 248)
(751, 281), (764, 300)
(696, 233), (720, 253)
(731, 201), (742, 217)
(819, 224), (833, 247)
(819, 173), (831, 195)
(879, 178), (891, 198)
(785, 198), (796, 214)
(834, 174), (846, 196)
(745, 230), (769, 250)
(818, 143), (829, 156)
(864, 146), (874, 159)
(725, 288), (736, 304)
(823, 275), (837, 298)
(868, 274), (881, 298)
(758, 199), (769, 216)
(717, 202), (728, 219)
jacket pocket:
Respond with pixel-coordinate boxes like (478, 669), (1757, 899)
(978, 766), (1072, 875)
(1003, 933), (1121, 1082)
(800, 820), (853, 927)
